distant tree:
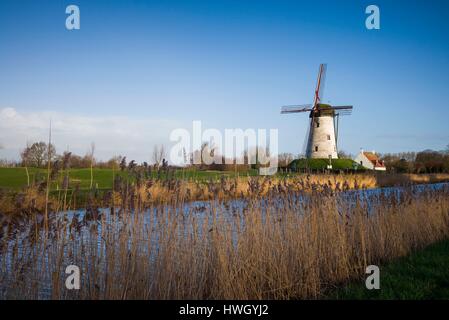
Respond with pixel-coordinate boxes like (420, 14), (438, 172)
(380, 152), (418, 173)
(0, 158), (18, 168)
(21, 142), (56, 168)
(390, 159), (410, 173)
(152, 145), (166, 168)
(337, 150), (353, 159)
(400, 152), (417, 162)
(105, 155), (121, 170)
(278, 153), (295, 167)
(415, 150), (445, 173)
(444, 153), (449, 172)
(69, 154), (90, 168)
(22, 142), (44, 167)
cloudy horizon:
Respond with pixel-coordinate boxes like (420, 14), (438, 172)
(0, 107), (184, 163)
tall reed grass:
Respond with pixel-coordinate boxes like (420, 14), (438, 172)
(1, 180), (448, 299)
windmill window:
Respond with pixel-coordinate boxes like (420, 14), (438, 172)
(316, 121), (320, 128)
(315, 146), (318, 152)
(327, 135), (331, 140)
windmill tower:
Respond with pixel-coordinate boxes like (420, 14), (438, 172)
(281, 64), (353, 159)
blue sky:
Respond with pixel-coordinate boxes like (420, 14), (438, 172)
(0, 0), (448, 161)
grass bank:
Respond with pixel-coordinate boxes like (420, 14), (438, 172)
(329, 239), (449, 299)
(0, 167), (259, 191)
(2, 167), (449, 193)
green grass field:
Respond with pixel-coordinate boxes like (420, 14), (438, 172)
(0, 167), (259, 191)
(330, 239), (449, 299)
(0, 167), (123, 190)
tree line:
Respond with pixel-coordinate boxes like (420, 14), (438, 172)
(18, 142), (171, 170)
(380, 146), (449, 174)
(6, 141), (449, 174)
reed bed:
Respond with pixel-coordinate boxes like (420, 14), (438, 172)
(0, 174), (377, 214)
(376, 173), (449, 187)
(0, 178), (448, 299)
(4, 173), (449, 214)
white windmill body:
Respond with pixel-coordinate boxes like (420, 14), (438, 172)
(306, 112), (338, 159)
(281, 64), (353, 160)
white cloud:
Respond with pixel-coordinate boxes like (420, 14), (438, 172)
(0, 107), (184, 162)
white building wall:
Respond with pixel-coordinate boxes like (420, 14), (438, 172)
(354, 152), (374, 169)
(354, 151), (387, 171)
(306, 115), (338, 159)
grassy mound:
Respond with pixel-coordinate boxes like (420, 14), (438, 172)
(288, 158), (361, 171)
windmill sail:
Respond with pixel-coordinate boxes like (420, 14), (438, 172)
(313, 64), (327, 107)
(303, 116), (313, 158)
(281, 104), (313, 114)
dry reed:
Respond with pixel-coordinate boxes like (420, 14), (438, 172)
(0, 179), (448, 299)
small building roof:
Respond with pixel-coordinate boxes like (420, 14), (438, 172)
(363, 152), (385, 168)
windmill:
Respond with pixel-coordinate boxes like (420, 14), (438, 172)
(281, 64), (353, 159)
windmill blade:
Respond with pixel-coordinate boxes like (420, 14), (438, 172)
(329, 105), (353, 110)
(335, 110), (352, 116)
(303, 116), (313, 158)
(281, 104), (313, 114)
(330, 105), (353, 116)
(313, 63), (327, 106)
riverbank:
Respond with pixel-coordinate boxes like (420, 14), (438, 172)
(328, 238), (449, 299)
(2, 170), (449, 213)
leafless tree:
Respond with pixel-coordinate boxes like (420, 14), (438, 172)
(278, 153), (295, 167)
(152, 144), (166, 168)
(107, 155), (122, 171)
(20, 142), (56, 168)
(337, 150), (353, 159)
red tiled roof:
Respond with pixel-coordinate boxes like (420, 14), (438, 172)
(363, 152), (386, 168)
